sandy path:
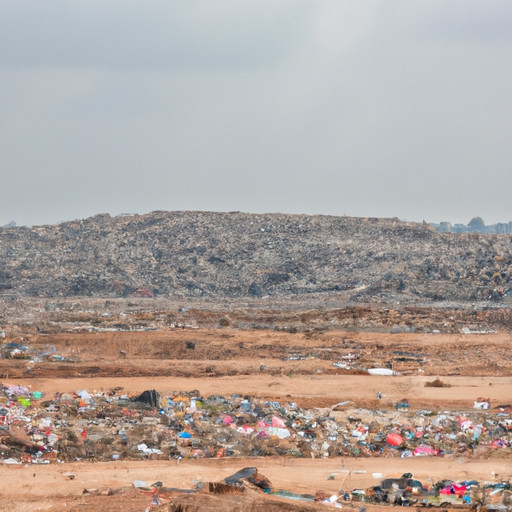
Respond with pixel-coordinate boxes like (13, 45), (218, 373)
(8, 374), (512, 409)
(1, 457), (510, 500)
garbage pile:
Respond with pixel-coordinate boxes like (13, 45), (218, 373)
(1, 383), (512, 464)
(140, 466), (345, 511)
(0, 342), (76, 362)
(3, 209), (512, 306)
(346, 473), (512, 509)
(139, 468), (512, 510)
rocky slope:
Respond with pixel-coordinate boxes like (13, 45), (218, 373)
(0, 211), (511, 304)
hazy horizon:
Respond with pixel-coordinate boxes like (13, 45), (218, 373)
(2, 208), (509, 231)
(1, 1), (511, 227)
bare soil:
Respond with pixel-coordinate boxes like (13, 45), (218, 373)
(2, 326), (512, 511)
(2, 328), (512, 380)
(1, 457), (511, 511)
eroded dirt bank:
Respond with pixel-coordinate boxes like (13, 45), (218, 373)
(2, 328), (511, 380)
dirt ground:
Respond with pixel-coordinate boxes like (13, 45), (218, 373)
(2, 326), (512, 510)
(1, 457), (511, 511)
(2, 328), (512, 380)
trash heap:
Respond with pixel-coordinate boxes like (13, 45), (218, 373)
(1, 383), (512, 464)
(0, 342), (76, 362)
(349, 474), (512, 509)
(139, 468), (512, 510)
(140, 466), (345, 511)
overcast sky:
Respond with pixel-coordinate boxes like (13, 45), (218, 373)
(1, 0), (511, 227)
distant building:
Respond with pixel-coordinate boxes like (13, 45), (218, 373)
(432, 219), (512, 235)
(496, 222), (512, 234)
(438, 222), (452, 232)
(453, 224), (468, 233)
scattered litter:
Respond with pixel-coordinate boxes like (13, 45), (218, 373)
(474, 397), (490, 410)
(368, 368), (397, 376)
(0, 382), (510, 472)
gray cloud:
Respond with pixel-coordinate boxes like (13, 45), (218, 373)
(420, 0), (512, 41)
(0, 1), (314, 70)
(1, 1), (511, 227)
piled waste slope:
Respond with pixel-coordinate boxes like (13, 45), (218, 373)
(2, 384), (511, 465)
(0, 211), (511, 303)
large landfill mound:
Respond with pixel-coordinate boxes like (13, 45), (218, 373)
(1, 212), (512, 511)
(1, 210), (512, 304)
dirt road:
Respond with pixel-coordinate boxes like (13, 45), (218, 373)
(1, 457), (510, 502)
